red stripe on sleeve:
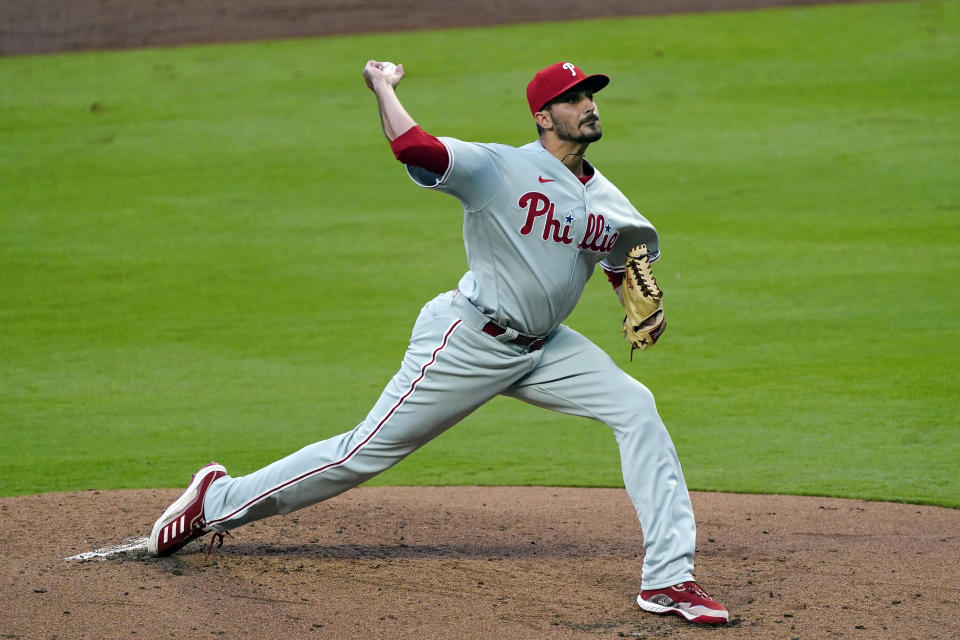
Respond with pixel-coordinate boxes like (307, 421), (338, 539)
(390, 126), (450, 175)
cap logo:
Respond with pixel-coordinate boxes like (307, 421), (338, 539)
(562, 62), (577, 77)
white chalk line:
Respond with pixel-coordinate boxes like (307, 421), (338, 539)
(65, 536), (149, 561)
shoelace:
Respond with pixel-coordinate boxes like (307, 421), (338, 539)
(206, 530), (234, 556)
(681, 582), (710, 599)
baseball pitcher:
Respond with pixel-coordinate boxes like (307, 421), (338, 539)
(148, 60), (728, 625)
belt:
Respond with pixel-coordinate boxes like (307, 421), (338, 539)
(482, 321), (547, 351)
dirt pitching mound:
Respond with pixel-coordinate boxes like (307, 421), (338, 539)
(1, 487), (957, 639)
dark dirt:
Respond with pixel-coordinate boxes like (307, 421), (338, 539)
(3, 0), (889, 55)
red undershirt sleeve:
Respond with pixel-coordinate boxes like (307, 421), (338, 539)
(602, 265), (624, 289)
(390, 126), (450, 175)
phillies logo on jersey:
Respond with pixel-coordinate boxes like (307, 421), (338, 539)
(579, 211), (618, 253)
(518, 191), (574, 245)
(517, 191), (618, 253)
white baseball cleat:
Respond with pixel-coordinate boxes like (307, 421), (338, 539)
(148, 462), (227, 557)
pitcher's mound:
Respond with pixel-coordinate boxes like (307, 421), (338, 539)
(2, 487), (957, 639)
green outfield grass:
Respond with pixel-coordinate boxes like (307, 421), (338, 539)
(2, 1), (957, 506)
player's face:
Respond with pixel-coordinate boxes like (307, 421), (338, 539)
(547, 90), (602, 143)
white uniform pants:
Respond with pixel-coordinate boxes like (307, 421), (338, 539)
(203, 290), (696, 589)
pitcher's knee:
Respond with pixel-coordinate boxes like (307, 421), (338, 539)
(613, 381), (671, 439)
(621, 380), (659, 416)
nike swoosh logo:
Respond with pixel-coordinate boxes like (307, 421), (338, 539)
(538, 176), (555, 183)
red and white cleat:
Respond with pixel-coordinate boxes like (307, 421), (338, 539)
(148, 462), (227, 557)
(637, 581), (729, 625)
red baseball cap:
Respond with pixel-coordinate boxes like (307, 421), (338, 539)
(526, 62), (610, 115)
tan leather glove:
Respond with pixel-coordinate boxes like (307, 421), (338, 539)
(621, 244), (666, 359)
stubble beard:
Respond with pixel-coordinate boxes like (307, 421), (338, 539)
(553, 116), (603, 144)
(555, 116), (603, 144)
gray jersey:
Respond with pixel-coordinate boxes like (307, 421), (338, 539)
(407, 138), (659, 337)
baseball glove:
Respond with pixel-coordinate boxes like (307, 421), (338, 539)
(621, 244), (665, 359)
